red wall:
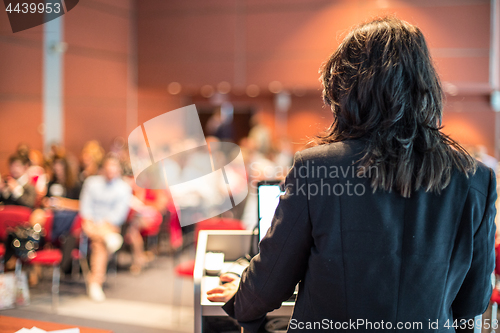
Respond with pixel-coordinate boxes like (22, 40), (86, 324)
(64, 0), (133, 155)
(0, 11), (44, 173)
(137, 0), (496, 155)
(0, 0), (135, 174)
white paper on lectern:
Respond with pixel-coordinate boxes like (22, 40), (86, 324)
(15, 327), (46, 333)
(15, 327), (80, 333)
(14, 329), (32, 333)
(49, 328), (80, 333)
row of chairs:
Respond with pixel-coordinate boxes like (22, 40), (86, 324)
(0, 204), (246, 313)
(0, 205), (165, 312)
(5, 205), (497, 326)
(0, 205), (62, 312)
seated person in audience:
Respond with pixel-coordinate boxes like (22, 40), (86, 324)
(29, 156), (82, 281)
(0, 153), (36, 208)
(79, 140), (105, 183)
(15, 144), (48, 202)
(44, 156), (81, 210)
(79, 154), (132, 302)
(27, 149), (49, 201)
(124, 174), (166, 274)
(1, 153), (38, 270)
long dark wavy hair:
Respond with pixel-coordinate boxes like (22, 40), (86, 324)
(317, 16), (476, 198)
(51, 156), (77, 190)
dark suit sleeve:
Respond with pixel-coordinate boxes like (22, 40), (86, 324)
(222, 152), (313, 332)
(452, 169), (497, 319)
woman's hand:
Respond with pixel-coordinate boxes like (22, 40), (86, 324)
(206, 273), (240, 303)
(41, 196), (51, 208)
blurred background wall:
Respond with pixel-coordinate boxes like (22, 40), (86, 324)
(0, 0), (498, 173)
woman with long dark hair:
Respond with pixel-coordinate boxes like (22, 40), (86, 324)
(207, 17), (497, 332)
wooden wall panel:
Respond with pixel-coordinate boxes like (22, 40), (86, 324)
(0, 13), (43, 173)
(63, 0), (133, 155)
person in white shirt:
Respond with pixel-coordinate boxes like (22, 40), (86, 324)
(79, 154), (132, 302)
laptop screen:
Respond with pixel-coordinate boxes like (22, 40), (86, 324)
(257, 181), (286, 242)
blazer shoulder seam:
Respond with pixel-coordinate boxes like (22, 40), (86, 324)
(469, 184), (488, 198)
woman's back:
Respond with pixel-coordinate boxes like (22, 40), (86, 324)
(209, 17), (497, 332)
(290, 140), (495, 331)
(222, 139), (495, 332)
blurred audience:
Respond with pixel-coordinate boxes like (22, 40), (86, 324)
(3, 129), (498, 304)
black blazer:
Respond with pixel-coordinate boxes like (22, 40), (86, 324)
(223, 139), (497, 332)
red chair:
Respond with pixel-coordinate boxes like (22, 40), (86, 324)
(490, 243), (500, 327)
(168, 203), (183, 251)
(25, 248), (62, 311)
(138, 208), (163, 253)
(0, 205), (32, 240)
(24, 210), (62, 312)
(0, 243), (5, 273)
(0, 205), (32, 273)
(0, 206), (61, 311)
(174, 260), (196, 278)
(492, 288), (500, 303)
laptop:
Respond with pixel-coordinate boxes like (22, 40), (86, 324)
(257, 180), (285, 242)
(257, 180), (298, 302)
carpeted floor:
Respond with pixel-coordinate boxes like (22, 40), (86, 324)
(1, 248), (196, 333)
